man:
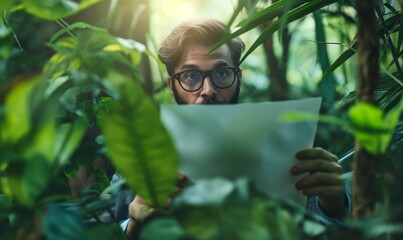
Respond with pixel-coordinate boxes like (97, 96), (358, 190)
(120, 19), (351, 238)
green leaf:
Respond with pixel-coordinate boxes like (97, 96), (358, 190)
(42, 204), (84, 240)
(84, 224), (126, 240)
(101, 178), (126, 197)
(375, 5), (403, 84)
(49, 22), (107, 45)
(210, 0), (338, 62)
(397, 14), (403, 55)
(176, 206), (221, 239)
(140, 218), (185, 240)
(175, 178), (234, 206)
(239, 0), (338, 63)
(0, 0), (15, 11)
(0, 19), (11, 38)
(0, 193), (12, 211)
(225, 0), (246, 33)
(175, 195), (302, 239)
(210, 0), (309, 54)
(54, 119), (88, 167)
(0, 75), (59, 163)
(278, 0), (294, 42)
(302, 220), (326, 236)
(22, 87), (59, 162)
(0, 75), (42, 144)
(115, 37), (146, 53)
(103, 37), (145, 67)
(237, 0), (307, 29)
(100, 71), (178, 207)
(348, 102), (402, 154)
(281, 111), (346, 127)
(320, 45), (357, 82)
(380, 66), (403, 87)
(0, 76), (62, 206)
(26, 115), (58, 162)
(384, 98), (403, 134)
(1, 156), (51, 207)
(22, 0), (102, 20)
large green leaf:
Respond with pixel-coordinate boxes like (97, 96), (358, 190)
(0, 0), (15, 11)
(0, 74), (60, 161)
(100, 71), (178, 207)
(22, 0), (101, 20)
(0, 71), (87, 206)
(1, 156), (51, 207)
(42, 204), (84, 240)
(140, 218), (185, 240)
(0, 75), (73, 206)
(0, 76), (40, 144)
(348, 101), (403, 155)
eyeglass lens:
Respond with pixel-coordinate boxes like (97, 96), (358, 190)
(179, 68), (236, 91)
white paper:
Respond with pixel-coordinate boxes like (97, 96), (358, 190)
(160, 98), (321, 205)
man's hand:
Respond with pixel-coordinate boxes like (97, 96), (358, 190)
(290, 147), (345, 218)
(126, 174), (188, 238)
(126, 195), (156, 238)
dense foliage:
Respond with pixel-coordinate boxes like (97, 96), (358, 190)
(0, 0), (402, 239)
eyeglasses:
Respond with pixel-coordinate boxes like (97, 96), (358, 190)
(172, 66), (241, 92)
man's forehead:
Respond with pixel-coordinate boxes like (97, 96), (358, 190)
(177, 43), (233, 67)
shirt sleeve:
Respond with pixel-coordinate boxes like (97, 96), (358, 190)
(308, 190), (352, 227)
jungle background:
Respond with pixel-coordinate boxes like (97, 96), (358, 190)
(0, 0), (402, 239)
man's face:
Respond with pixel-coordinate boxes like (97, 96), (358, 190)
(167, 44), (242, 104)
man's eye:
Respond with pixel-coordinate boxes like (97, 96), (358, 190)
(213, 69), (229, 79)
(184, 71), (200, 81)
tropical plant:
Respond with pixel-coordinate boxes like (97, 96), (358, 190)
(214, 0), (403, 238)
(1, 0), (402, 239)
(0, 0), (175, 239)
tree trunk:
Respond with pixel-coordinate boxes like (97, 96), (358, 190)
(352, 0), (381, 218)
(260, 22), (291, 101)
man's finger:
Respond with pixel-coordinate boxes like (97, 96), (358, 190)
(296, 147), (338, 162)
(291, 159), (342, 175)
(295, 172), (344, 190)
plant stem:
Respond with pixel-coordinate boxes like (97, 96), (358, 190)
(2, 11), (24, 52)
(352, 0), (381, 218)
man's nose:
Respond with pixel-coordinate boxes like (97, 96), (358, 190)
(200, 77), (217, 98)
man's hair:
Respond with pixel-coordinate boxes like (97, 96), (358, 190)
(158, 19), (245, 75)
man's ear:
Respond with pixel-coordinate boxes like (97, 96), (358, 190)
(239, 69), (243, 84)
(167, 77), (174, 95)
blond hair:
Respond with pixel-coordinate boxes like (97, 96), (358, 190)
(158, 19), (245, 75)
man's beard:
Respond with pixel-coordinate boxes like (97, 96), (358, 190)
(172, 80), (240, 105)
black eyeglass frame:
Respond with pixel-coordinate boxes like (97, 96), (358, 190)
(172, 66), (241, 92)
